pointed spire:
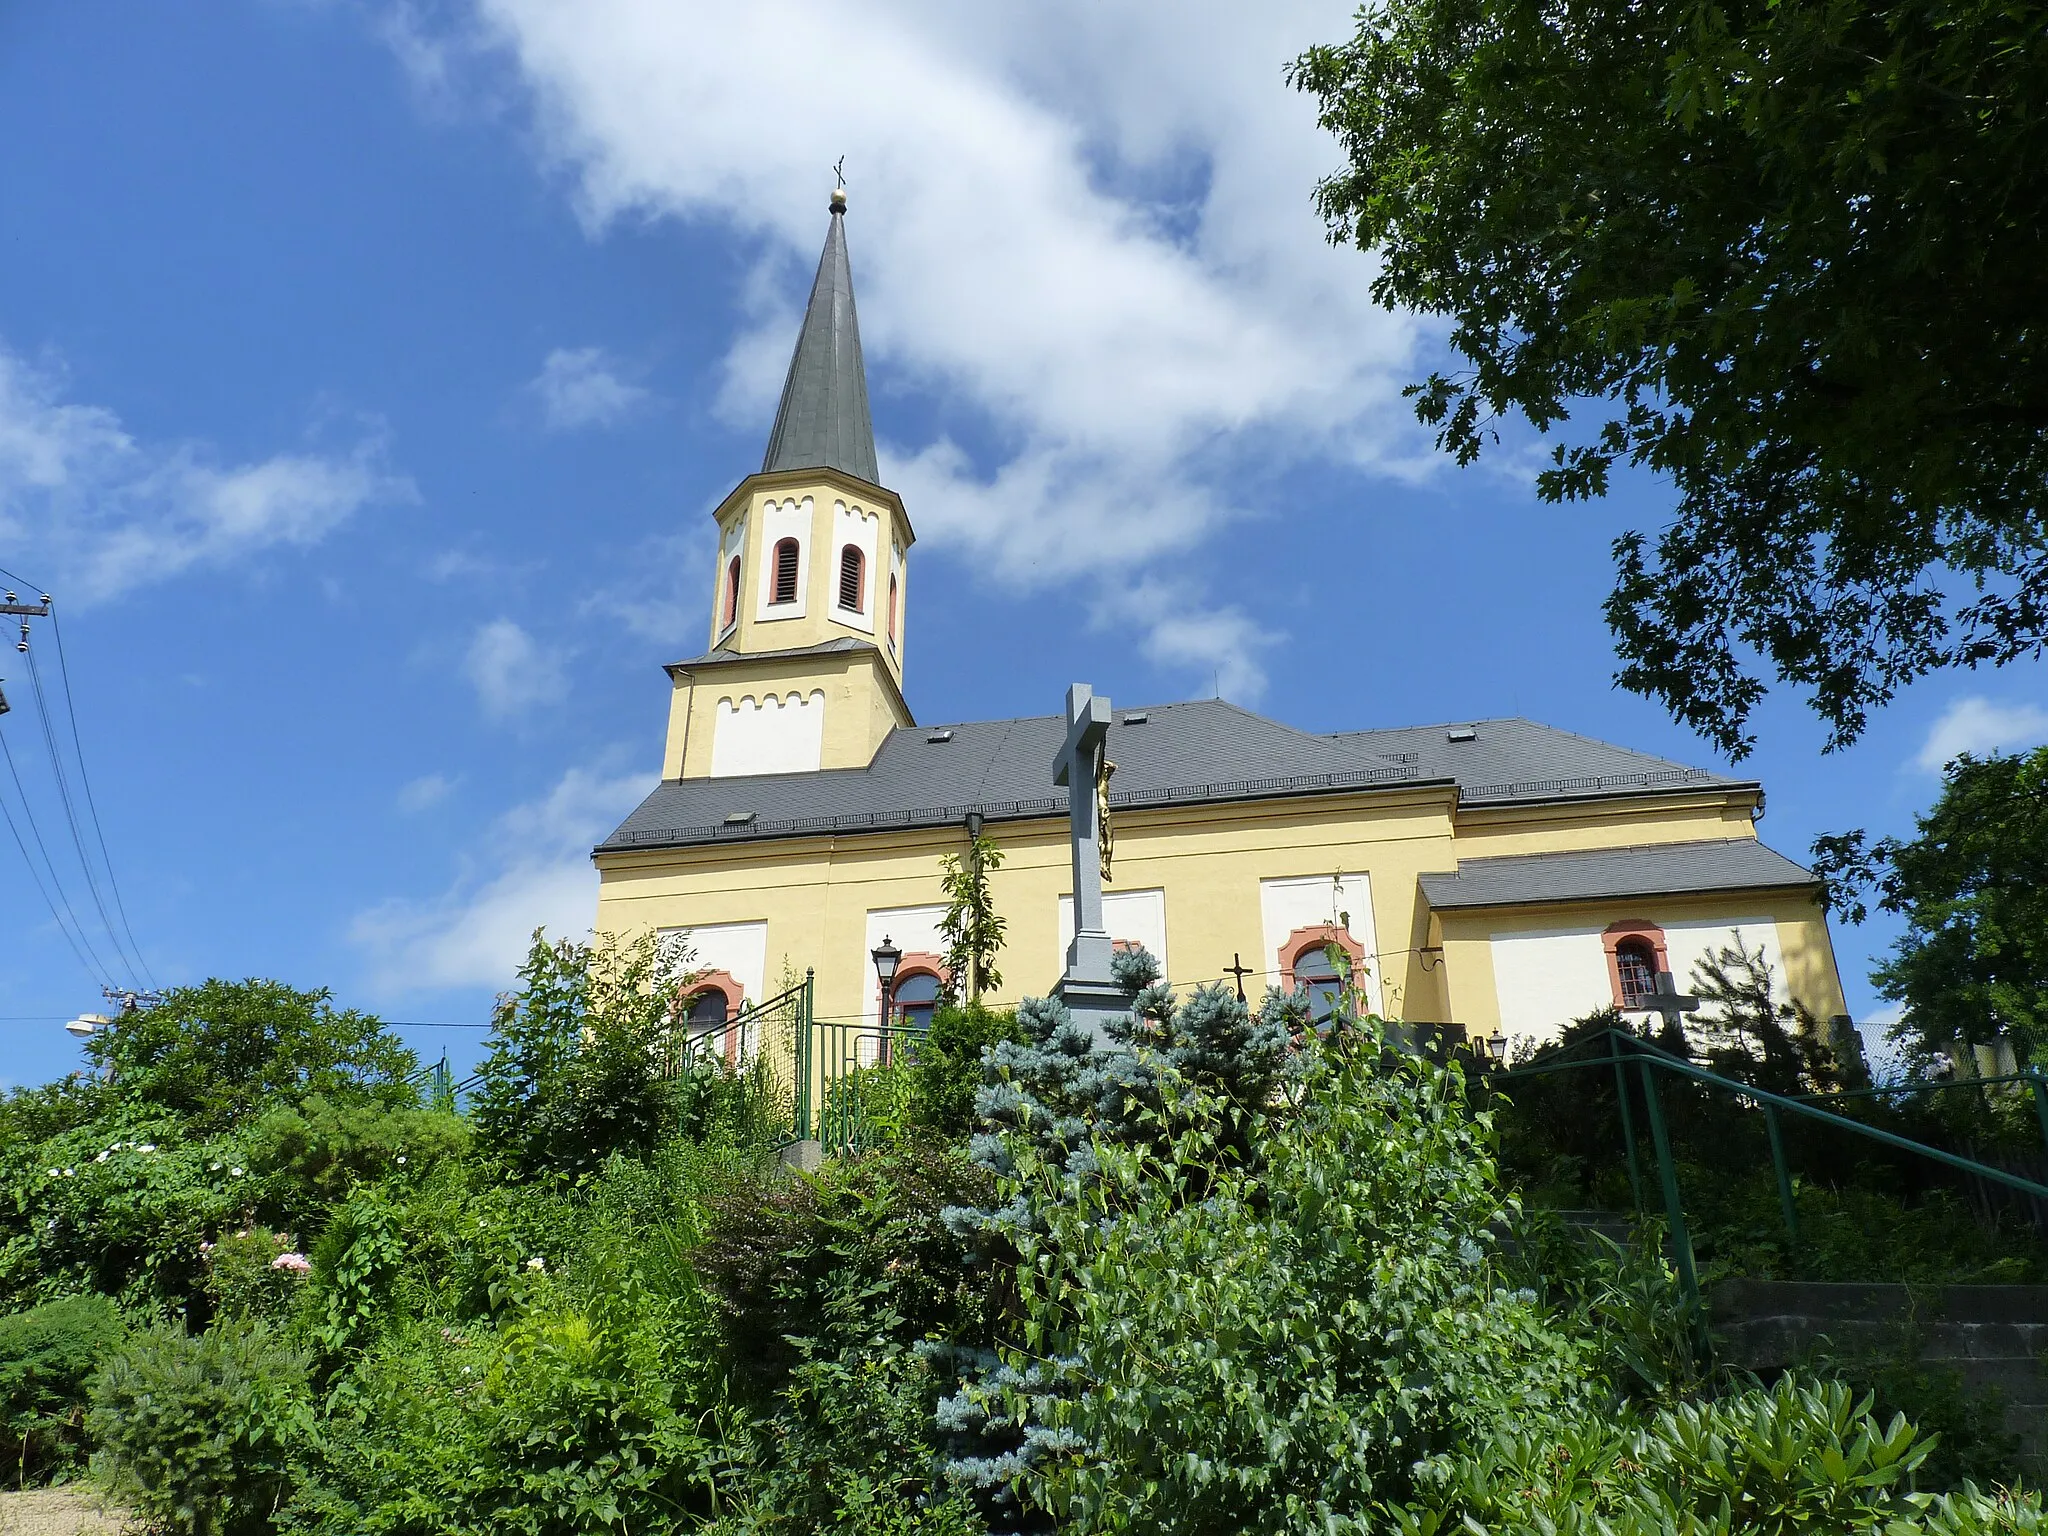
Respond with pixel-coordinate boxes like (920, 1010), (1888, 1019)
(761, 188), (879, 485)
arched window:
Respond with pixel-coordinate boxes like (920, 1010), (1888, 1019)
(891, 970), (941, 1032)
(685, 987), (729, 1036)
(722, 556), (741, 632)
(771, 538), (800, 604)
(1292, 946), (1344, 1022)
(887, 572), (898, 647)
(1602, 921), (1670, 1010)
(837, 545), (865, 612)
(1614, 939), (1658, 1008)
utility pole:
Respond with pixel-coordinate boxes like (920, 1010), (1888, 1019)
(0, 590), (50, 716)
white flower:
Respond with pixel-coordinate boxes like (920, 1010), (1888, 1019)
(524, 1256), (545, 1272)
(209, 1162), (223, 1172)
(229, 1167), (244, 1178)
(138, 1144), (155, 1154)
(44, 1169), (58, 1179)
(270, 1253), (312, 1276)
(395, 1155), (407, 1165)
(60, 1168), (73, 1178)
(94, 1152), (108, 1164)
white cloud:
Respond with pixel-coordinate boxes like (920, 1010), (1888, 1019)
(390, 0), (1421, 697)
(530, 346), (649, 431)
(0, 344), (412, 602)
(397, 772), (459, 812)
(352, 762), (649, 991)
(462, 618), (567, 719)
(1912, 696), (2048, 774)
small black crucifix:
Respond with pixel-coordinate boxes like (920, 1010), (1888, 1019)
(1224, 953), (1254, 1004)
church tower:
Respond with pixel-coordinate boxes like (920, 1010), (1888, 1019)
(660, 188), (916, 780)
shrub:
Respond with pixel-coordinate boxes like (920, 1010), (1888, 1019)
(0, 1295), (127, 1486)
(246, 1097), (469, 1212)
(470, 931), (692, 1181)
(86, 980), (415, 1136)
(975, 1025), (1598, 1531)
(201, 1228), (306, 1327)
(909, 1005), (1021, 1140)
(89, 1319), (312, 1536)
(1415, 1376), (2046, 1534)
(697, 1141), (997, 1398)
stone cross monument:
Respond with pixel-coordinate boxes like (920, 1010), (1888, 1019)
(1051, 682), (1128, 1037)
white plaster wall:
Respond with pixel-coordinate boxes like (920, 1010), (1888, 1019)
(709, 689), (826, 776)
(1258, 873), (1384, 1015)
(663, 919), (769, 1005)
(754, 496), (812, 622)
(713, 513), (746, 644)
(1489, 914), (1787, 1050)
(1058, 887), (1169, 979)
(831, 499), (879, 633)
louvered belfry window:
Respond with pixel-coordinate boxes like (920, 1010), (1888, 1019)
(722, 556), (741, 630)
(838, 545), (864, 611)
(772, 538), (800, 604)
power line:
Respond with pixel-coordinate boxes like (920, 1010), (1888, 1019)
(41, 608), (152, 985)
(20, 642), (145, 987)
(0, 782), (111, 988)
(0, 727), (122, 987)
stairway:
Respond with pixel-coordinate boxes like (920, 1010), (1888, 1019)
(1711, 1280), (2048, 1474)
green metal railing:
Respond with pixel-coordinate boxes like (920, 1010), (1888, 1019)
(1487, 1028), (2048, 1343)
(670, 969), (817, 1146)
(811, 1017), (935, 1156)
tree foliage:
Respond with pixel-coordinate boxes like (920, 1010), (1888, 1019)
(1815, 746), (2048, 1062)
(470, 930), (695, 1182)
(88, 980), (415, 1136)
(1293, 0), (2048, 757)
(938, 831), (1007, 1005)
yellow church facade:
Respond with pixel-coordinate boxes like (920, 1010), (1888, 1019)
(592, 192), (1849, 1055)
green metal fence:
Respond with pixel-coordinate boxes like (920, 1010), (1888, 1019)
(669, 969), (817, 1147)
(1487, 1028), (2048, 1346)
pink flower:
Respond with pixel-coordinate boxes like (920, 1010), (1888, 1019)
(270, 1253), (312, 1275)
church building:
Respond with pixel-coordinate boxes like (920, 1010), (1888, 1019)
(591, 191), (1849, 1055)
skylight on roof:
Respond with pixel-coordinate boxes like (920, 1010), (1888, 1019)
(926, 729), (954, 743)
(1121, 712), (1150, 725)
(723, 811), (756, 825)
(1447, 726), (1478, 742)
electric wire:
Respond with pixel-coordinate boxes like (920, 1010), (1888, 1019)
(41, 608), (152, 985)
(0, 786), (110, 988)
(0, 732), (119, 989)
(20, 643), (144, 987)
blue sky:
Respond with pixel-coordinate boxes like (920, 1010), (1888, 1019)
(2, 0), (2043, 1089)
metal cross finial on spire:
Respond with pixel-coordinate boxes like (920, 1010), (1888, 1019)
(830, 158), (848, 213)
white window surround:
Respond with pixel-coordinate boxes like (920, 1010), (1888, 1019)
(1258, 873), (1384, 1016)
(754, 497), (811, 622)
(862, 905), (948, 1032)
(713, 514), (746, 645)
(1058, 888), (1169, 977)
(709, 689), (826, 776)
(1489, 915), (1786, 1051)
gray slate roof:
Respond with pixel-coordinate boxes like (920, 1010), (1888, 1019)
(597, 706), (1748, 855)
(760, 204), (879, 485)
(1418, 838), (1816, 911)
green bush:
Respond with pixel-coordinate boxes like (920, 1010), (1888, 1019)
(89, 1318), (312, 1536)
(0, 1295), (127, 1486)
(201, 1228), (305, 1327)
(1413, 1376), (2045, 1534)
(909, 1004), (1021, 1139)
(470, 931), (691, 1181)
(696, 1140), (997, 1399)
(247, 1096), (469, 1211)
(986, 1026), (1600, 1531)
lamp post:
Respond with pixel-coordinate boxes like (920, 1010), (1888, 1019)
(871, 936), (902, 1031)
